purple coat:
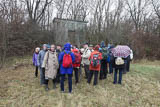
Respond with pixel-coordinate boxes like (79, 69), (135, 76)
(33, 53), (39, 66)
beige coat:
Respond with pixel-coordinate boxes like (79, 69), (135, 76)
(81, 48), (91, 65)
(42, 51), (59, 79)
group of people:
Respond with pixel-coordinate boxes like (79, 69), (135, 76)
(32, 41), (133, 93)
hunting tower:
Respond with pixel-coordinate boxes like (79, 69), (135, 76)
(53, 18), (87, 46)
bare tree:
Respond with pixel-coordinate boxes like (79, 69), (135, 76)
(25, 0), (53, 24)
(0, 0), (25, 68)
(151, 0), (160, 20)
(54, 0), (66, 18)
(125, 0), (149, 31)
(151, 0), (160, 37)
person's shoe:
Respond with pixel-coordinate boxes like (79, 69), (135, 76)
(45, 85), (49, 91)
(93, 84), (97, 86)
(87, 81), (91, 84)
(75, 81), (78, 85)
(113, 82), (117, 84)
(53, 84), (57, 89)
(61, 91), (65, 93)
(103, 77), (107, 79)
(40, 83), (45, 86)
(123, 71), (126, 74)
(118, 82), (122, 85)
(99, 78), (103, 80)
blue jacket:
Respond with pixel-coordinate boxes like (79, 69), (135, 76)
(58, 43), (75, 74)
(37, 50), (47, 67)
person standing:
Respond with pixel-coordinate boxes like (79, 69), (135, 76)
(58, 43), (75, 93)
(72, 48), (81, 84)
(113, 57), (126, 84)
(79, 48), (85, 82)
(32, 47), (40, 77)
(99, 41), (108, 80)
(88, 45), (102, 85)
(37, 44), (47, 85)
(108, 44), (115, 74)
(56, 45), (62, 83)
(42, 44), (59, 91)
(82, 43), (91, 79)
(89, 44), (94, 52)
(126, 49), (133, 72)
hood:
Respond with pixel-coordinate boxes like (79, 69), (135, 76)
(94, 45), (100, 51)
(64, 43), (71, 51)
(72, 48), (79, 53)
(100, 41), (105, 48)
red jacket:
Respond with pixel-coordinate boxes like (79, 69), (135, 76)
(89, 51), (102, 71)
(72, 49), (81, 68)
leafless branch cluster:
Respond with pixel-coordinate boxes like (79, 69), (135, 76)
(0, 0), (160, 68)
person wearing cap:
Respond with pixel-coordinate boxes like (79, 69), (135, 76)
(37, 44), (48, 85)
(88, 45), (102, 85)
(89, 44), (94, 52)
(81, 43), (91, 79)
(32, 47), (40, 77)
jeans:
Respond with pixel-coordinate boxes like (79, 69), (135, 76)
(61, 74), (72, 93)
(39, 67), (45, 85)
(114, 68), (123, 84)
(84, 64), (89, 79)
(109, 63), (113, 74)
(100, 60), (108, 79)
(88, 70), (99, 85)
(74, 68), (79, 83)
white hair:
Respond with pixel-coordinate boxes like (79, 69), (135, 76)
(36, 47), (40, 51)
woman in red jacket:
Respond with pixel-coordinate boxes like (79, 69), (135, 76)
(72, 48), (82, 84)
(88, 45), (102, 85)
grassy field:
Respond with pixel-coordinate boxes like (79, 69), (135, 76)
(0, 57), (160, 107)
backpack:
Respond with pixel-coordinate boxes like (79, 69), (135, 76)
(90, 54), (100, 68)
(62, 51), (72, 68)
(74, 52), (81, 64)
(101, 48), (108, 60)
(115, 57), (124, 65)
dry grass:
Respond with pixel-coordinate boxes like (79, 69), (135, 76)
(0, 57), (160, 107)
